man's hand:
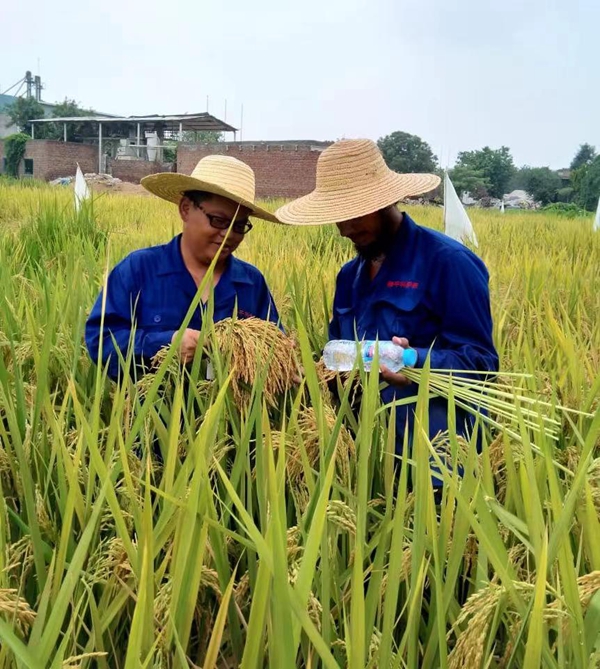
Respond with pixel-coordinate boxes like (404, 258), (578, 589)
(380, 336), (413, 387)
(173, 328), (201, 363)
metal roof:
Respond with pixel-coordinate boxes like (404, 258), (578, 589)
(29, 112), (237, 132)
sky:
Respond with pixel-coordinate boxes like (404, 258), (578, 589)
(1, 0), (598, 169)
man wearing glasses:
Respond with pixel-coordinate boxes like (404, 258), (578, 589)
(85, 155), (282, 381)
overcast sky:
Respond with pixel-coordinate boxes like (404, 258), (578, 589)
(2, 0), (597, 168)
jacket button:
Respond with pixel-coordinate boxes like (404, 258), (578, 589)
(154, 315), (161, 323)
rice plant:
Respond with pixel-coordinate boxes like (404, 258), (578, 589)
(0, 181), (598, 668)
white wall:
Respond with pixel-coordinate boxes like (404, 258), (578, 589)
(0, 113), (20, 138)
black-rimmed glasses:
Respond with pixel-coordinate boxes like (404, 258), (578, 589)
(198, 204), (253, 235)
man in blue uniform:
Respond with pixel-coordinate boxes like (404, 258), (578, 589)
(276, 139), (499, 470)
(86, 155), (281, 381)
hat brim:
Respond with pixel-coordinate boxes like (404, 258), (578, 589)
(140, 173), (280, 224)
(275, 172), (441, 226)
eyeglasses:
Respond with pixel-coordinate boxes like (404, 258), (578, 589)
(198, 204), (253, 235)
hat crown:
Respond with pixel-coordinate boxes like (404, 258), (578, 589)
(316, 139), (389, 193)
(190, 155), (256, 203)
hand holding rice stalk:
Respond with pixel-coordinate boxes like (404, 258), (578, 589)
(398, 365), (594, 443)
(323, 338), (592, 442)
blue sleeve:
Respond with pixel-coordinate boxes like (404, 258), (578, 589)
(329, 315), (341, 340)
(85, 257), (176, 380)
(413, 250), (499, 374)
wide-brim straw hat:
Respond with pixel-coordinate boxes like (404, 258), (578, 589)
(275, 138), (441, 226)
(141, 155), (279, 223)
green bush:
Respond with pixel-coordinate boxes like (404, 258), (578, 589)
(543, 202), (587, 217)
(4, 132), (30, 177)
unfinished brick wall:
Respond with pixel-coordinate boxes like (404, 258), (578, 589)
(177, 141), (331, 199)
(110, 159), (173, 183)
(0, 140), (332, 194)
(28, 141), (97, 180)
(0, 140), (97, 180)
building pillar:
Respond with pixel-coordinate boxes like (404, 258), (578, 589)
(98, 122), (103, 173)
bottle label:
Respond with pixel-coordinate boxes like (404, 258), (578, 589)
(332, 350), (349, 367)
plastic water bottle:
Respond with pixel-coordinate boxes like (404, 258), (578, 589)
(323, 340), (418, 373)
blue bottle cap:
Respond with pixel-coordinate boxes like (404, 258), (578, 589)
(402, 347), (418, 367)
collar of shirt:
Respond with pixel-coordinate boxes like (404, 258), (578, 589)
(154, 234), (254, 302)
(349, 212), (423, 307)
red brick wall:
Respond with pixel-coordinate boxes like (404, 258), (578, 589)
(28, 140), (98, 180)
(110, 159), (173, 184)
(0, 140), (99, 180)
(177, 142), (331, 199)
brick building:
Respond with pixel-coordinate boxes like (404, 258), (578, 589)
(0, 139), (98, 180)
(177, 141), (332, 199)
(0, 112), (226, 180)
(0, 138), (332, 198)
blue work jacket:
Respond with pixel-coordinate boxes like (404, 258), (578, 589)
(329, 213), (499, 452)
(86, 235), (279, 380)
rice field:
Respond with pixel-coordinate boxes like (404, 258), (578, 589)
(0, 178), (599, 668)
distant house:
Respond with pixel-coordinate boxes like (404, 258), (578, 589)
(557, 169), (571, 185)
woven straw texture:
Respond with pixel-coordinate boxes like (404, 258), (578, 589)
(276, 139), (440, 226)
(141, 155), (280, 223)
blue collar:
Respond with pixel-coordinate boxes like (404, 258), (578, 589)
(351, 212), (420, 292)
(156, 234), (254, 286)
(389, 212), (419, 261)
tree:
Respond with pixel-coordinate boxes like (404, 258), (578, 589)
(516, 167), (563, 205)
(6, 97), (46, 136)
(572, 156), (600, 211)
(448, 165), (490, 199)
(454, 146), (515, 199)
(569, 143), (596, 171)
(555, 187), (574, 203)
(181, 130), (223, 144)
(377, 131), (437, 174)
(51, 98), (94, 118)
(47, 98), (96, 141)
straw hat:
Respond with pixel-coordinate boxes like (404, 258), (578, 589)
(275, 139), (441, 226)
(141, 155), (279, 223)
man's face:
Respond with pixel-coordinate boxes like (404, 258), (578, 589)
(179, 194), (251, 265)
(336, 211), (390, 259)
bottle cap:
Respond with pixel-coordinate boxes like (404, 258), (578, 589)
(402, 348), (418, 367)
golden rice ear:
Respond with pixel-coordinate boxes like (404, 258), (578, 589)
(212, 317), (298, 407)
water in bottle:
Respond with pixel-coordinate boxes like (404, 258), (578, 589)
(323, 340), (418, 373)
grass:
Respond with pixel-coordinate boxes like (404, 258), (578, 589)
(0, 180), (599, 668)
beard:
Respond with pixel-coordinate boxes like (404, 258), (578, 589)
(355, 217), (398, 260)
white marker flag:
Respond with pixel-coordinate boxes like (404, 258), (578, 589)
(444, 172), (478, 247)
(74, 163), (90, 212)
